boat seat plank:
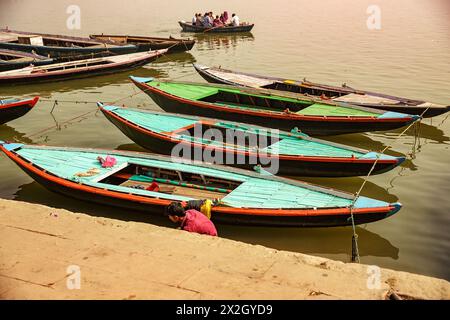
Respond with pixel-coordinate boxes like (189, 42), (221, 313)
(206, 68), (275, 87)
(120, 179), (225, 199)
(297, 103), (380, 117)
(333, 93), (399, 105)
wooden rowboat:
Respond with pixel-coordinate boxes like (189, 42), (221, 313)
(130, 76), (420, 136)
(0, 97), (39, 124)
(0, 50), (167, 85)
(0, 142), (402, 227)
(0, 49), (53, 71)
(178, 21), (254, 33)
(0, 28), (137, 61)
(194, 64), (450, 118)
(99, 104), (405, 177)
(90, 34), (195, 53)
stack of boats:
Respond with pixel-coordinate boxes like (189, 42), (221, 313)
(0, 28), (195, 86)
(1, 28), (449, 228)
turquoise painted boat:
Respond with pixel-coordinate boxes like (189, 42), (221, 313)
(0, 142), (401, 227)
(99, 104), (405, 177)
(130, 77), (420, 136)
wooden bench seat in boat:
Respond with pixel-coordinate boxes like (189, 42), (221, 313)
(120, 179), (226, 199)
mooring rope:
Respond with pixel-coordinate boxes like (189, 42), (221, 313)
(349, 107), (429, 263)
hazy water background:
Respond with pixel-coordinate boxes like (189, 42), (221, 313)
(0, 0), (449, 280)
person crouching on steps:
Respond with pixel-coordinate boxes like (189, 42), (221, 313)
(165, 200), (218, 237)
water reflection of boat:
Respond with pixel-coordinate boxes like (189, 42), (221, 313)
(151, 51), (196, 65)
(0, 67), (168, 97)
(0, 124), (33, 143)
(322, 132), (417, 171)
(378, 120), (449, 144)
(192, 33), (254, 49)
(219, 225), (399, 259)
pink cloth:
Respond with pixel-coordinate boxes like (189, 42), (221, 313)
(98, 155), (117, 168)
(181, 209), (218, 236)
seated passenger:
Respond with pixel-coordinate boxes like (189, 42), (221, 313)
(196, 13), (203, 26)
(213, 15), (223, 27)
(202, 12), (212, 27)
(230, 13), (240, 26)
(223, 11), (229, 24)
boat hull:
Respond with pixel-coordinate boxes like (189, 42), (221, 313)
(132, 80), (418, 136)
(0, 52), (164, 85)
(0, 97), (39, 124)
(0, 144), (400, 228)
(90, 35), (195, 53)
(0, 50), (54, 71)
(0, 42), (137, 61)
(10, 155), (400, 227)
(179, 21), (254, 33)
(194, 65), (450, 118)
(101, 107), (403, 177)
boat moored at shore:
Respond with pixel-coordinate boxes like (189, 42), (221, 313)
(0, 142), (402, 227)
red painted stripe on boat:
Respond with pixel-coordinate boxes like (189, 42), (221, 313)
(0, 96), (39, 110)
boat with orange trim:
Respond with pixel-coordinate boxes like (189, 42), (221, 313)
(0, 142), (401, 227)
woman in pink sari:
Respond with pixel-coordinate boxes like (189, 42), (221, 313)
(221, 11), (229, 24)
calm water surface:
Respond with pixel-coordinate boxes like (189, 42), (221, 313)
(0, 0), (449, 280)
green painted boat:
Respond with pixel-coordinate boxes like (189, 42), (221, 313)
(130, 77), (420, 136)
(99, 104), (405, 177)
(0, 142), (401, 227)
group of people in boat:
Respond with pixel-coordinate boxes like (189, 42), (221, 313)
(191, 11), (240, 28)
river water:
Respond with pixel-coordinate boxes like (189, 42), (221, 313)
(0, 0), (449, 280)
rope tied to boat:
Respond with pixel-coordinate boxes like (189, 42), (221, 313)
(348, 108), (427, 263)
(50, 100), (58, 114)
